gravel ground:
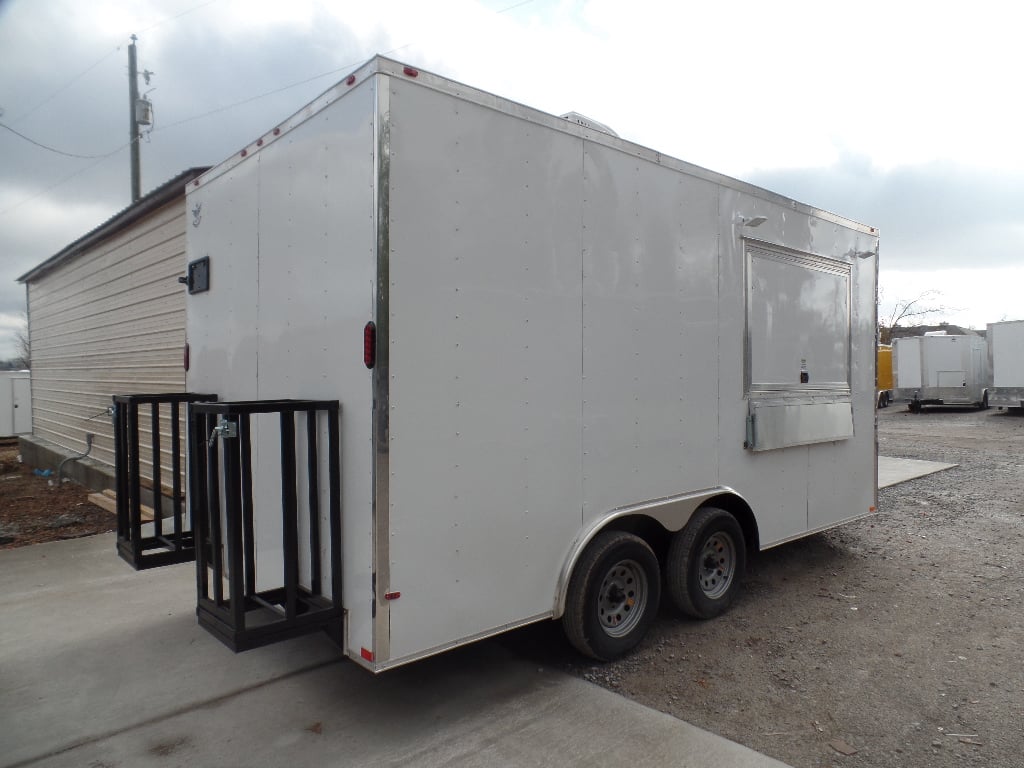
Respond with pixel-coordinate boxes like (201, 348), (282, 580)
(5, 408), (1022, 766)
(507, 405), (1024, 768)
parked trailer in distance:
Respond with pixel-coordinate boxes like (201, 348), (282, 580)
(987, 320), (1024, 411)
(893, 332), (990, 412)
(115, 56), (879, 672)
(877, 345), (893, 408)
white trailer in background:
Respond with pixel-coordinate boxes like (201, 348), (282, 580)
(987, 320), (1024, 410)
(120, 56), (879, 672)
(893, 332), (990, 412)
(0, 370), (31, 437)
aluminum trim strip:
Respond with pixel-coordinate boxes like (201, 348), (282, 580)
(872, 241), (880, 513)
(745, 239), (854, 275)
(371, 75), (392, 662)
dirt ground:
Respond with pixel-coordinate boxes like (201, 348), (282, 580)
(509, 406), (1024, 768)
(0, 440), (113, 549)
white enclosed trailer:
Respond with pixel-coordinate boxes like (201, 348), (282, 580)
(893, 333), (990, 412)
(987, 320), (1024, 410)
(119, 57), (878, 672)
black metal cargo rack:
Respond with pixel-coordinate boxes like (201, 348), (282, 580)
(113, 393), (218, 570)
(190, 399), (342, 652)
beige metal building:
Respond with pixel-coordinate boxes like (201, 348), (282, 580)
(17, 168), (207, 489)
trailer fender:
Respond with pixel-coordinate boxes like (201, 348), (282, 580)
(553, 486), (753, 618)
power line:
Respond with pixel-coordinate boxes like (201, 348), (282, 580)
(8, 1), (220, 125)
(496, 0), (536, 13)
(153, 42), (413, 134)
(147, 0), (538, 132)
(9, 46), (121, 125)
(0, 122), (123, 159)
(0, 137), (137, 218)
(0, 3), (223, 217)
(137, 0), (221, 35)
(1, 0), (538, 215)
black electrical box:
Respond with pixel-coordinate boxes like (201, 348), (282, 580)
(180, 255), (210, 294)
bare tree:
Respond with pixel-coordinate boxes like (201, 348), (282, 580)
(878, 290), (948, 345)
(13, 312), (30, 369)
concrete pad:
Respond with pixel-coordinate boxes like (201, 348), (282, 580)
(0, 534), (340, 768)
(1, 534), (790, 768)
(878, 455), (957, 488)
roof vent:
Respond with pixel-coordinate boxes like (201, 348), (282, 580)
(560, 111), (618, 137)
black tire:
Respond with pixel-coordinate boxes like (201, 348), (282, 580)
(667, 507), (745, 620)
(562, 530), (661, 661)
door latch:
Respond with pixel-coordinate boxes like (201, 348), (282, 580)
(208, 417), (238, 448)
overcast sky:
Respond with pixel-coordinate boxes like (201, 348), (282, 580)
(2, 0), (1022, 360)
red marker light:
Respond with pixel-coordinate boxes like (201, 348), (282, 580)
(384, 591), (401, 601)
(403, 66), (419, 77)
(240, 149), (247, 157)
(345, 74), (356, 86)
(361, 647), (374, 662)
(273, 127), (281, 136)
(363, 321), (376, 369)
(256, 138), (263, 146)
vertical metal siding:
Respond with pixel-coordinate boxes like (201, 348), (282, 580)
(27, 198), (187, 478)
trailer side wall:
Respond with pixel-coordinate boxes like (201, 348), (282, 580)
(383, 74), (877, 666)
(385, 77), (585, 661)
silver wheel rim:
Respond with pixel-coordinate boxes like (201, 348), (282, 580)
(698, 532), (736, 599)
(597, 558), (648, 637)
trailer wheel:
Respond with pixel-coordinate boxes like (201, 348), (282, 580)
(667, 507), (745, 620)
(562, 530), (660, 661)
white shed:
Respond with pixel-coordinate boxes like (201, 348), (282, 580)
(16, 168), (207, 485)
(0, 370), (31, 436)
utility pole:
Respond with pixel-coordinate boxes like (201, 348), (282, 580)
(128, 35), (141, 202)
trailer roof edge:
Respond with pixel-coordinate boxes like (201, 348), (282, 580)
(193, 55), (877, 238)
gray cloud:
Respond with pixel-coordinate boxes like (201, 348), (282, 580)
(4, 0), (1024, 358)
(747, 156), (1024, 270)
(0, 0), (377, 357)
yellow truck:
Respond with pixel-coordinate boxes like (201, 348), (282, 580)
(877, 345), (893, 408)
